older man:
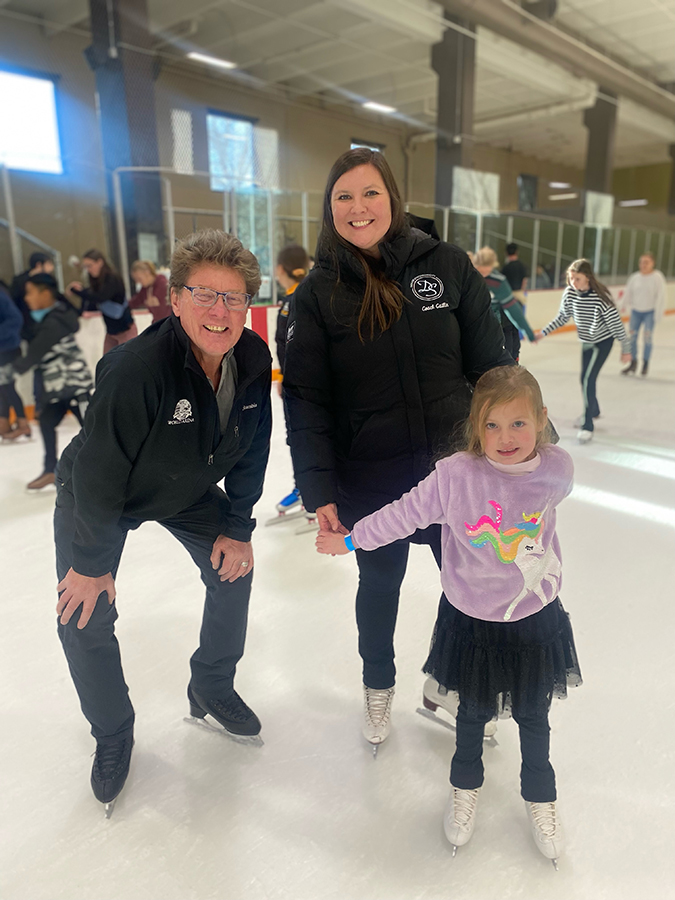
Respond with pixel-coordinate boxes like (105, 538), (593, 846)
(55, 230), (272, 814)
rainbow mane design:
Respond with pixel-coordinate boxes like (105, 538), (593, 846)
(464, 500), (544, 564)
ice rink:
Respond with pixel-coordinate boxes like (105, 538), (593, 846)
(1, 319), (674, 900)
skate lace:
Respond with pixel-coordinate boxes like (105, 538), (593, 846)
(364, 687), (394, 726)
(93, 738), (131, 780)
(453, 789), (479, 828)
(210, 693), (253, 723)
(530, 802), (559, 838)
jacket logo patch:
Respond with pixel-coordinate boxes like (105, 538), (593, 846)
(286, 321), (296, 342)
(411, 274), (444, 302)
(242, 402), (258, 410)
(168, 399), (194, 425)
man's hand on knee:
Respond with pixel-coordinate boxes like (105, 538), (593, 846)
(210, 535), (254, 583)
(57, 568), (116, 629)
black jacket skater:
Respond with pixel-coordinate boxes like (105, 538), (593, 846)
(72, 271), (134, 335)
(282, 220), (512, 528)
(57, 315), (272, 578)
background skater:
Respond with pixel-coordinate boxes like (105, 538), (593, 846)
(54, 230), (272, 815)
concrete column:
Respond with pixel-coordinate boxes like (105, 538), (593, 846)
(668, 144), (675, 216)
(85, 0), (164, 273)
(432, 15), (476, 207)
(583, 89), (617, 194)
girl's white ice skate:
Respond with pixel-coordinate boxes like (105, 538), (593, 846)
(417, 677), (498, 744)
(443, 786), (480, 855)
(525, 801), (564, 869)
(362, 685), (394, 757)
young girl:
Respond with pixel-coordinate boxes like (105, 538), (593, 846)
(535, 258), (630, 443)
(316, 366), (581, 866)
(273, 244), (310, 516)
(473, 247), (536, 363)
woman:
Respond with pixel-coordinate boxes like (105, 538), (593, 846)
(283, 148), (512, 750)
(128, 260), (171, 323)
(535, 258), (630, 443)
(67, 249), (137, 353)
(621, 251), (666, 377)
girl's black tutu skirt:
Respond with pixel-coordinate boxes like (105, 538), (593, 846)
(423, 597), (582, 720)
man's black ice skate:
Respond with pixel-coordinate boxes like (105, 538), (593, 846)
(641, 361), (649, 376)
(91, 735), (133, 818)
(188, 686), (261, 737)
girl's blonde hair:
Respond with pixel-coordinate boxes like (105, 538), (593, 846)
(464, 365), (551, 456)
(473, 246), (498, 269)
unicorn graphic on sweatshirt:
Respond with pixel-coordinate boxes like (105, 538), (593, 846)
(464, 500), (561, 621)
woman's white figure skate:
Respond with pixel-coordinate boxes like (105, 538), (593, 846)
(443, 786), (480, 856)
(416, 677), (498, 745)
(526, 801), (565, 870)
(362, 686), (394, 758)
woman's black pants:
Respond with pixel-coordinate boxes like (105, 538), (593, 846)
(355, 531), (442, 689)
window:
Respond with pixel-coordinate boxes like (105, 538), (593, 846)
(0, 69), (63, 174)
(351, 139), (385, 153)
(171, 109), (194, 175)
(207, 112), (279, 192)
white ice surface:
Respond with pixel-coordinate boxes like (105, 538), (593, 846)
(1, 319), (674, 900)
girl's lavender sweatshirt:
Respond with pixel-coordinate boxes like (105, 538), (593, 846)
(351, 445), (574, 623)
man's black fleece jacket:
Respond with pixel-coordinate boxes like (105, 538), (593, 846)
(57, 315), (272, 577)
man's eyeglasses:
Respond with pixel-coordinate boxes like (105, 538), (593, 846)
(183, 285), (252, 310)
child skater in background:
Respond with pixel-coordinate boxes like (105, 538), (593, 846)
(535, 258), (630, 444)
(317, 366), (581, 868)
(273, 244), (310, 516)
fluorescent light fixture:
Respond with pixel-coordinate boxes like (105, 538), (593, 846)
(548, 192), (578, 201)
(362, 101), (396, 114)
(549, 181), (571, 189)
(619, 198), (648, 207)
(187, 51), (236, 70)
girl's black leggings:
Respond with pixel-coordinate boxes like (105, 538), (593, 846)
(580, 337), (613, 431)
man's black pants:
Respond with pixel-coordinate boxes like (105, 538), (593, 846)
(41, 399), (87, 473)
(355, 530), (442, 690)
(55, 486), (252, 744)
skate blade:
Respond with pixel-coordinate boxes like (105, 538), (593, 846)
(104, 799), (116, 819)
(184, 715), (264, 748)
(551, 858), (559, 872)
(452, 845), (458, 858)
(415, 708), (498, 747)
(265, 509), (305, 526)
(295, 520), (318, 535)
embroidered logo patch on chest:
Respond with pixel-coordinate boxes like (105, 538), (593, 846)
(168, 399), (194, 425)
(411, 274), (444, 302)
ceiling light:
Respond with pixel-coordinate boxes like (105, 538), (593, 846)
(362, 101), (397, 114)
(549, 181), (571, 189)
(548, 192), (578, 201)
(187, 52), (236, 70)
(619, 198), (648, 207)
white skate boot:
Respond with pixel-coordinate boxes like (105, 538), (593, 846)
(362, 685), (394, 757)
(525, 801), (564, 869)
(443, 786), (480, 855)
(417, 677), (498, 743)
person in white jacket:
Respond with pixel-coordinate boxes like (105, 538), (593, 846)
(621, 252), (667, 377)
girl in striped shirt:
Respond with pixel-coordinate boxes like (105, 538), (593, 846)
(535, 259), (630, 443)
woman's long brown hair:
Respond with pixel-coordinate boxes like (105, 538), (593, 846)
(318, 148), (408, 341)
(567, 258), (615, 307)
(82, 248), (117, 291)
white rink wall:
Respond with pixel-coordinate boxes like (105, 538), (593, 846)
(13, 281), (675, 407)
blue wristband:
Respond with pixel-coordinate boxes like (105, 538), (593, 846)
(344, 534), (356, 552)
